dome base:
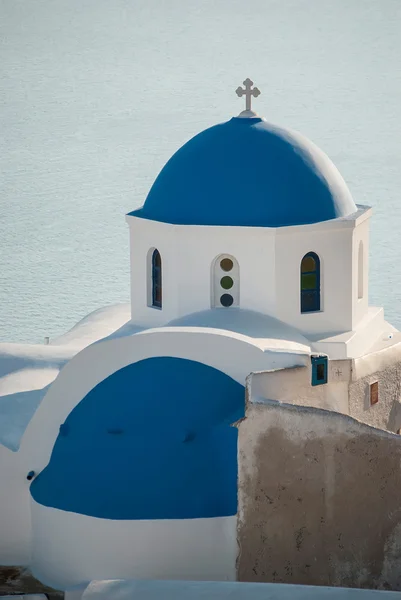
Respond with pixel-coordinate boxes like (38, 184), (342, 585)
(237, 109), (260, 119)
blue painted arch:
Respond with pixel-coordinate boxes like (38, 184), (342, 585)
(130, 117), (357, 228)
(30, 357), (245, 520)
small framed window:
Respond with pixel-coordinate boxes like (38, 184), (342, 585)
(147, 248), (162, 309)
(369, 381), (379, 406)
(212, 254), (239, 308)
(311, 355), (328, 386)
(301, 252), (321, 313)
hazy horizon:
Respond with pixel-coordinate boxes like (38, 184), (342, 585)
(1, 0), (400, 342)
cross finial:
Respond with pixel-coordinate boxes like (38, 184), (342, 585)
(235, 78), (261, 116)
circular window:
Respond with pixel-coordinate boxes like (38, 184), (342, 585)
(220, 258), (233, 272)
(220, 276), (234, 290)
(220, 294), (234, 307)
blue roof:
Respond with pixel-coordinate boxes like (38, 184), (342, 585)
(31, 357), (244, 520)
(129, 117), (357, 228)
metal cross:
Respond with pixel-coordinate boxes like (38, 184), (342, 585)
(235, 78), (261, 112)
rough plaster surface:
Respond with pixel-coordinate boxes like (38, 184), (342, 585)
(237, 401), (401, 590)
(352, 342), (401, 381)
(80, 579), (401, 600)
(250, 359), (351, 415)
(0, 566), (63, 598)
(349, 361), (401, 432)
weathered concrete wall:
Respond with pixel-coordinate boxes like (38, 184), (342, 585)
(250, 352), (401, 434)
(0, 565), (63, 598)
(79, 579), (401, 600)
(251, 360), (351, 415)
(237, 400), (401, 590)
(349, 361), (401, 433)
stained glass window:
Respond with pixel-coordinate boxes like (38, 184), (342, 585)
(301, 252), (320, 313)
(152, 249), (162, 308)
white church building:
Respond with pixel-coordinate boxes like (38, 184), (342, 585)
(0, 80), (401, 596)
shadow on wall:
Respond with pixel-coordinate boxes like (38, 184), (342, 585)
(31, 357), (245, 520)
(238, 401), (401, 590)
(167, 308), (311, 346)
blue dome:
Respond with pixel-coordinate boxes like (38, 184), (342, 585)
(130, 117), (357, 228)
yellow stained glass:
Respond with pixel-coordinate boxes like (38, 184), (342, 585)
(301, 256), (316, 273)
(220, 258), (233, 272)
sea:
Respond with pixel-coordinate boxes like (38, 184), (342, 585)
(1, 0), (400, 343)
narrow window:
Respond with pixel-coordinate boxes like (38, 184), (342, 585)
(151, 249), (162, 308)
(212, 255), (239, 308)
(358, 241), (364, 299)
(311, 355), (328, 386)
(301, 252), (320, 313)
(369, 381), (379, 406)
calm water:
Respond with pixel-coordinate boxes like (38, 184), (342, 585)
(1, 0), (400, 343)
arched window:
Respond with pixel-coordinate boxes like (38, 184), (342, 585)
(300, 252), (320, 313)
(212, 255), (239, 308)
(358, 241), (364, 299)
(151, 249), (162, 308)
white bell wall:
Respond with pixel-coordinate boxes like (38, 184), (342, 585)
(127, 207), (372, 338)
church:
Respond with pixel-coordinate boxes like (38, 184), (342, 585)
(1, 80), (401, 597)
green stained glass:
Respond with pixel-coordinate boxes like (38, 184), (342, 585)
(301, 256), (316, 273)
(301, 274), (317, 290)
(220, 276), (234, 290)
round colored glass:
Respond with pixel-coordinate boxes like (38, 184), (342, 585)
(301, 256), (316, 273)
(220, 258), (233, 272)
(220, 294), (234, 307)
(220, 276), (234, 290)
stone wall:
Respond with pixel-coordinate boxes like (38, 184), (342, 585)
(250, 359), (350, 415)
(78, 579), (401, 600)
(0, 565), (63, 598)
(349, 361), (401, 432)
(237, 400), (401, 590)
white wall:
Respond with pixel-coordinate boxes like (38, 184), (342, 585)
(275, 221), (354, 335)
(0, 446), (32, 565)
(352, 215), (370, 327)
(127, 217), (178, 326)
(30, 502), (236, 589)
(250, 360), (351, 415)
(127, 209), (372, 339)
(16, 327), (299, 589)
(0, 322), (305, 578)
(126, 216), (277, 326)
(352, 339), (401, 381)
